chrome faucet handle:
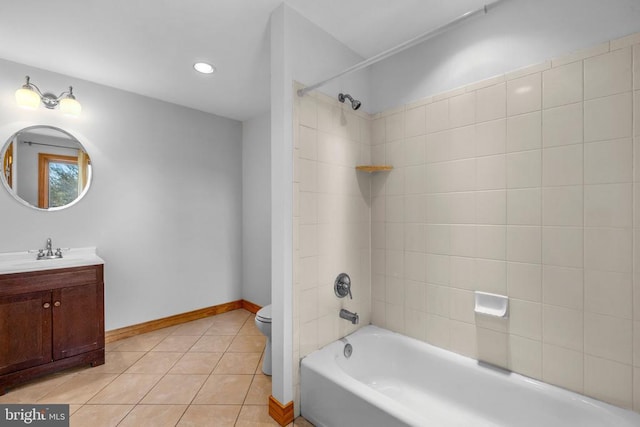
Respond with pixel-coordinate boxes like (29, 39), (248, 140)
(54, 248), (63, 257)
(334, 273), (352, 299)
(28, 249), (45, 258)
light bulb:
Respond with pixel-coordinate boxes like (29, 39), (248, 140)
(194, 62), (215, 74)
(15, 87), (40, 109)
(60, 97), (82, 117)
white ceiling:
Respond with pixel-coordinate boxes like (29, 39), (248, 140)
(0, 0), (489, 121)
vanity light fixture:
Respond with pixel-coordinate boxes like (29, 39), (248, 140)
(15, 76), (82, 117)
(193, 62), (215, 74)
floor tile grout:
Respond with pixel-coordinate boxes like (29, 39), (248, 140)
(173, 314), (258, 426)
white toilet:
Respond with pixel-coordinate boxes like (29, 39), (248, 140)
(255, 304), (272, 375)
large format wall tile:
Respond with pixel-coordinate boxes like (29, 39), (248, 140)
(584, 92), (633, 142)
(584, 48), (632, 100)
(507, 73), (542, 116)
(542, 144), (583, 187)
(476, 119), (506, 156)
(507, 262), (541, 302)
(542, 265), (583, 310)
(507, 112), (541, 152)
(542, 103), (583, 147)
(543, 343), (583, 393)
(542, 186), (583, 227)
(584, 138), (633, 184)
(449, 92), (475, 127)
(476, 83), (506, 122)
(543, 61), (583, 108)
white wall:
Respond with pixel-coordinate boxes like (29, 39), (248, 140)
(287, 7), (371, 112)
(0, 57), (243, 331)
(270, 3), (295, 408)
(370, 0), (640, 113)
(269, 3), (372, 410)
(242, 113), (271, 307)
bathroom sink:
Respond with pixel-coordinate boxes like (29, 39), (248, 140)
(0, 247), (104, 274)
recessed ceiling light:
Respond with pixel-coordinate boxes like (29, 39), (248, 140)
(194, 62), (216, 74)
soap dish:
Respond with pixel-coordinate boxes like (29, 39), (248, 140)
(474, 291), (509, 318)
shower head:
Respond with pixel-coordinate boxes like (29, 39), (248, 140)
(338, 93), (361, 110)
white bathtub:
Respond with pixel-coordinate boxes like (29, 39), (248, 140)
(300, 325), (640, 427)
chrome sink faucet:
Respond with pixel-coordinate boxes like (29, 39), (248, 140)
(45, 238), (53, 257)
(36, 238), (63, 260)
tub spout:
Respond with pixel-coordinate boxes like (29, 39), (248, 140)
(340, 309), (359, 325)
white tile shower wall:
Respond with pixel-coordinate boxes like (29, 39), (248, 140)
(293, 84), (372, 407)
(371, 33), (640, 412)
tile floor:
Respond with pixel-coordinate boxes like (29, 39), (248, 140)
(0, 309), (313, 427)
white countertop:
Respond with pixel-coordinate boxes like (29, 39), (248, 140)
(0, 247), (104, 275)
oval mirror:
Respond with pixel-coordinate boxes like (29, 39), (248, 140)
(0, 125), (92, 211)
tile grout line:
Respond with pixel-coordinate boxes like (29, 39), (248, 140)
(234, 313), (263, 426)
(114, 325), (199, 426)
(173, 318), (237, 427)
(82, 310), (259, 426)
(133, 329), (207, 425)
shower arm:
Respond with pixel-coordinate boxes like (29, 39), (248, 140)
(297, 0), (508, 97)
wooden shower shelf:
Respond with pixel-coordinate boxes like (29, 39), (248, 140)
(355, 165), (393, 173)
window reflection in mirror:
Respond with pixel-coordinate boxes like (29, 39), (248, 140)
(1, 126), (92, 211)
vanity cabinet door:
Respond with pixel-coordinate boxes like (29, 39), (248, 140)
(0, 291), (52, 375)
(52, 282), (104, 360)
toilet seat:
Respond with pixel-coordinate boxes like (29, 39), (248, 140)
(256, 304), (272, 323)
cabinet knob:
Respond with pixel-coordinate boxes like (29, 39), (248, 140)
(54, 301), (61, 307)
(43, 302), (51, 309)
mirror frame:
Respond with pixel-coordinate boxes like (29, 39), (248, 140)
(0, 125), (93, 211)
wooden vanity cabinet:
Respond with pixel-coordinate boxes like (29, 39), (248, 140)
(0, 264), (104, 394)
